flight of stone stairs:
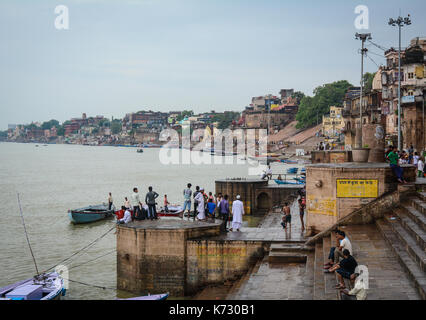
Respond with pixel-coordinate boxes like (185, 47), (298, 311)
(376, 188), (426, 300)
(313, 234), (345, 300)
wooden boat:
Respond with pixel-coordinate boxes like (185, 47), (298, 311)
(137, 149), (144, 153)
(157, 205), (183, 217)
(68, 204), (115, 224)
(0, 272), (66, 300)
(118, 293), (169, 300)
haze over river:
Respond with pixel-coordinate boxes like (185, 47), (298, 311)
(0, 142), (300, 299)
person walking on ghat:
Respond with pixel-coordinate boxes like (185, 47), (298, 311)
(131, 187), (143, 220)
(298, 198), (306, 231)
(183, 183), (192, 216)
(145, 186), (159, 220)
(108, 192), (113, 210)
(194, 187), (206, 221)
(281, 202), (291, 229)
(230, 195), (244, 232)
(218, 194), (229, 233)
(193, 186), (200, 220)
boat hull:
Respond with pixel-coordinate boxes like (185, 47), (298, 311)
(69, 210), (114, 224)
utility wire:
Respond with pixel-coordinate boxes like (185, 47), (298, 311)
(17, 193), (40, 276)
(67, 278), (116, 291)
(365, 53), (381, 68)
(68, 250), (115, 270)
(42, 225), (116, 273)
(367, 40), (389, 51)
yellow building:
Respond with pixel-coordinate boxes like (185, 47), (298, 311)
(322, 106), (344, 138)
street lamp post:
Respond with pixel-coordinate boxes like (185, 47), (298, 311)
(355, 33), (372, 148)
(388, 14), (411, 151)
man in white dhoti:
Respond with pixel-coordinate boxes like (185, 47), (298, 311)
(195, 187), (206, 221)
(231, 195), (244, 232)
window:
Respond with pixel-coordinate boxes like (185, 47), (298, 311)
(408, 72), (414, 79)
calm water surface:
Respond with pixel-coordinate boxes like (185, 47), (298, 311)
(0, 142), (297, 299)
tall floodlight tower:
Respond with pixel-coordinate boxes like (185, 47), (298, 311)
(388, 14), (411, 150)
(355, 33), (372, 148)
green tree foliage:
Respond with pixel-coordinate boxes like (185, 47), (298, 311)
(41, 119), (60, 130)
(176, 110), (194, 122)
(363, 72), (375, 92)
(111, 119), (122, 135)
(57, 126), (65, 136)
(291, 91), (305, 104)
(296, 80), (353, 129)
(212, 111), (240, 129)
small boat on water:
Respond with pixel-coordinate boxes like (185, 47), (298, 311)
(286, 167), (298, 174)
(68, 204), (114, 224)
(274, 179), (304, 185)
(118, 293), (169, 300)
(157, 205), (183, 217)
(0, 272), (66, 300)
(137, 149), (144, 153)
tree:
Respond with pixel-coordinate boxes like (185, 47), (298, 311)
(212, 111), (240, 129)
(57, 126), (65, 136)
(41, 119), (60, 130)
(291, 91), (305, 104)
(176, 110), (194, 122)
(111, 119), (122, 135)
(363, 72), (375, 92)
(296, 80), (353, 129)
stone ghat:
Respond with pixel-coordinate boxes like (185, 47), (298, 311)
(116, 202), (308, 297)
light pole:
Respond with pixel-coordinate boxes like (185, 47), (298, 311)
(355, 33), (372, 148)
(388, 14), (411, 151)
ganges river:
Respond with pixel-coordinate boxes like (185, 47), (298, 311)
(0, 142), (301, 299)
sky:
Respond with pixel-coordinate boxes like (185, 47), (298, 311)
(0, 0), (425, 129)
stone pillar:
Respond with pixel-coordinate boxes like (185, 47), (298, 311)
(362, 124), (385, 162)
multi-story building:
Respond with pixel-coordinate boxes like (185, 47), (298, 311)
(400, 37), (425, 151)
(322, 106), (345, 138)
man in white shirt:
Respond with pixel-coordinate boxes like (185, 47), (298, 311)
(339, 272), (368, 300)
(230, 195), (245, 232)
(418, 157), (424, 177)
(117, 206), (132, 224)
(130, 187), (143, 220)
(324, 230), (353, 268)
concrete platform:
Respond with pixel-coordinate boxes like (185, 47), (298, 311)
(124, 219), (222, 230)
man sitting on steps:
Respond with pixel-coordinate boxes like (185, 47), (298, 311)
(324, 249), (358, 290)
(324, 230), (353, 268)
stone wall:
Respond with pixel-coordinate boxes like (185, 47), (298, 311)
(305, 163), (416, 235)
(311, 151), (353, 164)
(116, 222), (266, 297)
(185, 240), (267, 295)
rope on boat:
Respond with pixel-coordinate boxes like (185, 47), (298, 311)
(43, 225), (116, 273)
(17, 193), (40, 276)
(68, 250), (115, 270)
(66, 278), (116, 290)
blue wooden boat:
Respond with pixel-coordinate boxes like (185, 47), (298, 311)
(274, 179), (304, 185)
(118, 293), (169, 300)
(286, 167), (298, 174)
(0, 272), (66, 300)
(68, 204), (114, 224)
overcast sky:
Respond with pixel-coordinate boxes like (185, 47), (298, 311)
(1, 0), (425, 129)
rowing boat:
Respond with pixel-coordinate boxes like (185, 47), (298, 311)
(68, 204), (115, 224)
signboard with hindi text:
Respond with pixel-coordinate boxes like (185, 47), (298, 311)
(336, 179), (378, 198)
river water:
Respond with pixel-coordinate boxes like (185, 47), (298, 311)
(0, 142), (300, 299)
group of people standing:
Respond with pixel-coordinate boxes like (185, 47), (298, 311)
(386, 145), (425, 183)
(114, 186), (160, 224)
(182, 183), (245, 233)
